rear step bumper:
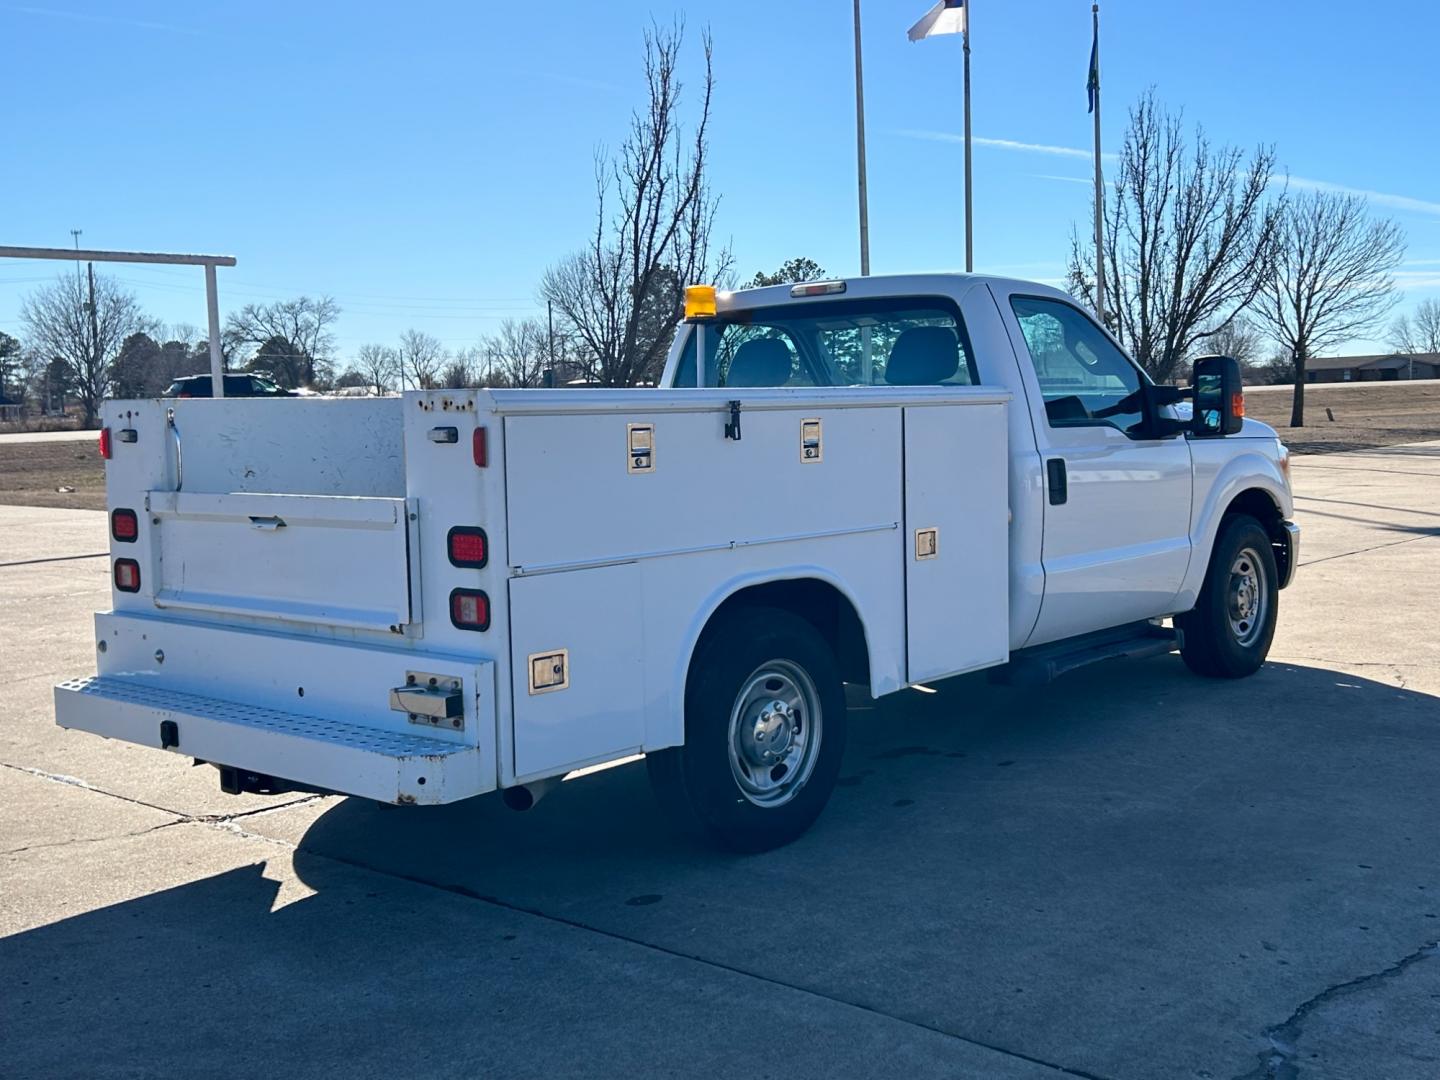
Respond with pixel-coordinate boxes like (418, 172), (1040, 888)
(55, 676), (487, 805)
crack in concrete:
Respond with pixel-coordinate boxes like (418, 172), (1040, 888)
(2, 820), (177, 857)
(1233, 941), (1439, 1080)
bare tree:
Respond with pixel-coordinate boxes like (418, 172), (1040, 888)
(20, 270), (150, 426)
(1201, 318), (1264, 370)
(397, 329), (445, 389)
(0, 331), (21, 404)
(1067, 92), (1280, 382)
(1390, 298), (1440, 356)
(1253, 190), (1404, 426)
(224, 296), (340, 387)
(438, 348), (481, 389)
(355, 343), (400, 394)
(480, 318), (550, 388)
(542, 22), (731, 387)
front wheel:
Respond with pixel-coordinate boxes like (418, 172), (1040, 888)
(1177, 514), (1279, 678)
(647, 606), (846, 852)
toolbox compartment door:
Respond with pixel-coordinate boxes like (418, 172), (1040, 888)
(902, 403), (1010, 682)
(145, 491), (419, 631)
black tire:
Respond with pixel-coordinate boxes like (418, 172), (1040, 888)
(647, 606), (847, 852)
(1177, 514), (1278, 678)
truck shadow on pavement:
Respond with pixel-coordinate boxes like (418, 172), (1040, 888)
(6, 659), (1439, 1079)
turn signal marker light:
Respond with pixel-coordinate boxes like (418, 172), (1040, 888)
(449, 589), (490, 631)
(114, 559), (141, 593)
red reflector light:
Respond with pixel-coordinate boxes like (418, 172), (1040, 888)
(472, 426), (488, 468)
(447, 526), (488, 568)
(114, 558), (141, 593)
(111, 509), (138, 543)
(1231, 392), (1246, 418)
(98, 427), (112, 460)
(449, 589), (490, 631)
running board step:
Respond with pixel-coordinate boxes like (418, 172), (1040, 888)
(992, 621), (1183, 687)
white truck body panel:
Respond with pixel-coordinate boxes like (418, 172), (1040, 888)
(57, 272), (1295, 812)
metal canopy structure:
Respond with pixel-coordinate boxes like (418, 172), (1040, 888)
(0, 244), (237, 398)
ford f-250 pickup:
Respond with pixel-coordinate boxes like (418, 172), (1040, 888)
(56, 273), (1297, 850)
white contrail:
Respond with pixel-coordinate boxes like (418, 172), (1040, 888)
(1282, 176), (1440, 218)
(896, 129), (1117, 161)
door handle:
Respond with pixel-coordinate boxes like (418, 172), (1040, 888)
(1046, 458), (1068, 506)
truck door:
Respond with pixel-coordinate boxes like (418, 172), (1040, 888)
(1000, 294), (1193, 646)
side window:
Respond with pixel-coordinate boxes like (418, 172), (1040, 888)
(1009, 296), (1145, 435)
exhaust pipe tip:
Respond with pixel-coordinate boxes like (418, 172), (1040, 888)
(501, 776), (561, 812)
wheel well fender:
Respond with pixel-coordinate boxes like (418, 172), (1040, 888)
(1179, 452), (1293, 607)
(670, 570), (876, 738)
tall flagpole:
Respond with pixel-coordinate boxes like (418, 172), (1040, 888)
(1091, 3), (1106, 324)
(853, 0), (871, 276)
(962, 3), (973, 272)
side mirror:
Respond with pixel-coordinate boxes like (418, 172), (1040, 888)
(1191, 355), (1245, 436)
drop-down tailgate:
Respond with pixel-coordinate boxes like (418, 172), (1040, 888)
(144, 491), (420, 631)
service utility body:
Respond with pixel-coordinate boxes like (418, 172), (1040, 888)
(56, 274), (1299, 850)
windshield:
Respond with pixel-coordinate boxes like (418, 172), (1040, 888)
(671, 296), (978, 389)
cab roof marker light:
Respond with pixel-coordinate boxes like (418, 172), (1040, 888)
(684, 284), (717, 321)
(790, 281), (847, 298)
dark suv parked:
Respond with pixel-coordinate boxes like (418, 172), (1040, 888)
(163, 374), (294, 398)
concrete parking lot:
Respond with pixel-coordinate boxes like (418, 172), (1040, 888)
(2, 443), (1437, 1080)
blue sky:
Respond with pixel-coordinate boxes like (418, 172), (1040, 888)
(2, 0), (1437, 361)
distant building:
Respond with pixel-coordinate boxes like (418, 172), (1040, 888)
(1306, 352), (1440, 383)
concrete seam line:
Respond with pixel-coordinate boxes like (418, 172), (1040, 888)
(0, 762), (179, 817)
(0, 761), (321, 823)
(1299, 532), (1440, 568)
(270, 841), (1115, 1080)
(0, 552), (108, 568)
(1232, 941), (1439, 1080)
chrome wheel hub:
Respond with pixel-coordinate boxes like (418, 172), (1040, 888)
(727, 660), (823, 808)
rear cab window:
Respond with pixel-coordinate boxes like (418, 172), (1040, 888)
(672, 296), (979, 389)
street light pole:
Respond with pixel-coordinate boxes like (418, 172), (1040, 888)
(853, 0), (871, 276)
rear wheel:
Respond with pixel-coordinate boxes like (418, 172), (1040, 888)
(1178, 515), (1278, 678)
(647, 606), (846, 852)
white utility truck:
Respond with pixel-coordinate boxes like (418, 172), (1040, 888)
(56, 274), (1298, 850)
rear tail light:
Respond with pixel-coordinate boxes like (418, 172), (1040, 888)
(111, 509), (138, 543)
(472, 426), (488, 468)
(447, 526), (488, 568)
(98, 427), (112, 459)
(449, 589), (490, 631)
(114, 559), (141, 592)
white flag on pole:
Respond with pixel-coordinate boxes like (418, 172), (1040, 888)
(907, 0), (966, 41)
